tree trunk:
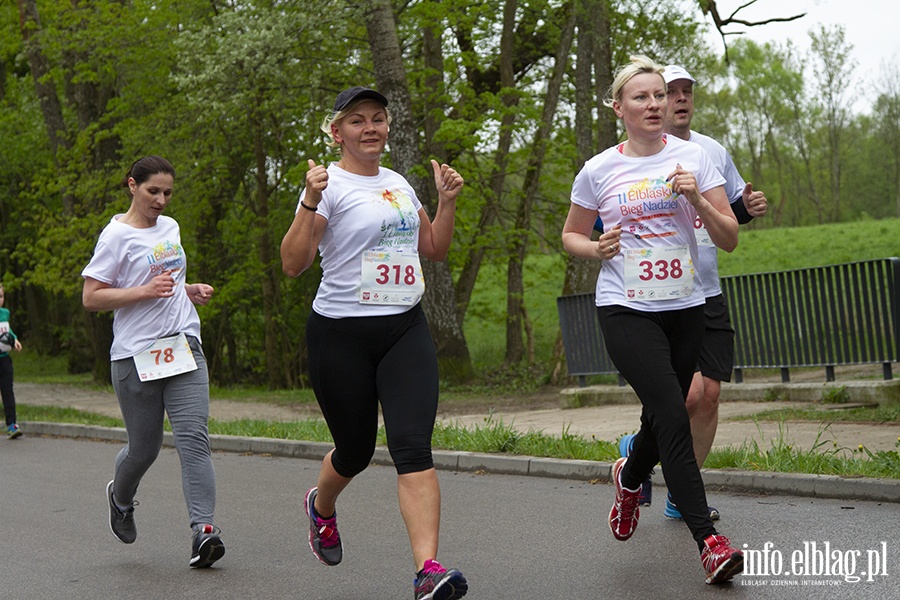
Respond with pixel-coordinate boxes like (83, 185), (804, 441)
(505, 2), (575, 365)
(17, 0), (68, 159)
(362, 0), (473, 382)
(250, 111), (284, 389)
(454, 0), (519, 323)
(551, 0), (612, 383)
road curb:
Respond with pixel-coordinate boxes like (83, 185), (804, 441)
(23, 421), (900, 504)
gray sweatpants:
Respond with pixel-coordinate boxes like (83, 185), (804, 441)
(110, 336), (216, 530)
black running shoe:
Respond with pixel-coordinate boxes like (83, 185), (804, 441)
(190, 524), (225, 568)
(106, 480), (137, 544)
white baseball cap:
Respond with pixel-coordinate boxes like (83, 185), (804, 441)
(663, 65), (696, 85)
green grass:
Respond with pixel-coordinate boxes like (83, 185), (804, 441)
(717, 219), (900, 277)
(463, 253), (566, 369)
(13, 349), (94, 385)
(19, 404), (900, 479)
(705, 422), (900, 479)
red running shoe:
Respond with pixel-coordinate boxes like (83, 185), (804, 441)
(701, 534), (744, 584)
(608, 457), (641, 541)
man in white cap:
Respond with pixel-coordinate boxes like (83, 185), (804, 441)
(667, 64), (769, 519)
(617, 64), (768, 521)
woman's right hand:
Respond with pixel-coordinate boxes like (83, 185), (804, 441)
(305, 159), (329, 206)
(148, 270), (178, 299)
(598, 224), (622, 260)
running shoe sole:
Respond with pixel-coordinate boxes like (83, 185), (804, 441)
(418, 569), (468, 600)
(665, 495), (720, 521)
(664, 495), (682, 519)
(617, 434), (634, 458)
(190, 535), (225, 568)
(706, 552), (744, 584)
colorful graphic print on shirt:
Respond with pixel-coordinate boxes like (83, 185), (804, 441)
(374, 187), (420, 249)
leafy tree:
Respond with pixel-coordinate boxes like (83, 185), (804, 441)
(809, 24), (858, 222)
(872, 59), (900, 219)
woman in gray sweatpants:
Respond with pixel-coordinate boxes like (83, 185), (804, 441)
(110, 336), (215, 529)
(82, 156), (225, 569)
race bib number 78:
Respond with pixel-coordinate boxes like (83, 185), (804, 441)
(133, 332), (198, 381)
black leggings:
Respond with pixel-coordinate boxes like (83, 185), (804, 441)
(598, 303), (717, 548)
(306, 304), (438, 477)
(0, 355), (15, 426)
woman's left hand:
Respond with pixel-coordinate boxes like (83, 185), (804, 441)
(431, 159), (464, 204)
(187, 283), (215, 305)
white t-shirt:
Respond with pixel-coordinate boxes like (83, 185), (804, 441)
(81, 215), (202, 360)
(570, 134), (725, 312)
(689, 131), (746, 298)
(302, 164), (424, 318)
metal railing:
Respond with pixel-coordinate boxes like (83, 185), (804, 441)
(722, 258), (900, 382)
(557, 258), (900, 386)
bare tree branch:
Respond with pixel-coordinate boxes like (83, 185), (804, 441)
(701, 0), (806, 61)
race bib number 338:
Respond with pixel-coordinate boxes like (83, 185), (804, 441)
(360, 249), (425, 305)
(623, 245), (694, 301)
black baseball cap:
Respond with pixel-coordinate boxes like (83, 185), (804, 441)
(332, 86), (388, 112)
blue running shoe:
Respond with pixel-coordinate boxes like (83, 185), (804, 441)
(617, 433), (636, 459)
(617, 434), (652, 506)
(664, 493), (683, 519)
(665, 493), (720, 520)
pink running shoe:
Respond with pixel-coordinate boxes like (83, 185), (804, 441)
(701, 534), (744, 584)
(414, 559), (468, 600)
(304, 487), (342, 566)
(608, 457), (641, 541)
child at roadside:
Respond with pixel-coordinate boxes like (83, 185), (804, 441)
(0, 284), (24, 439)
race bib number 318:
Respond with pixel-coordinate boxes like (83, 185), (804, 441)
(360, 249), (425, 305)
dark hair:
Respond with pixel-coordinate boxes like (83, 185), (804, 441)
(121, 156), (175, 188)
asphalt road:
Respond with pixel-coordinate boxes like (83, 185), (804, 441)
(4, 435), (899, 599)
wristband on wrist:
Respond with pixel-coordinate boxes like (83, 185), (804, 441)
(300, 201), (317, 212)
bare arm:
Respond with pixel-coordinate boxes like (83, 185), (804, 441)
(562, 204), (622, 261)
(82, 271), (177, 312)
(281, 159), (328, 277)
(417, 160), (463, 261)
